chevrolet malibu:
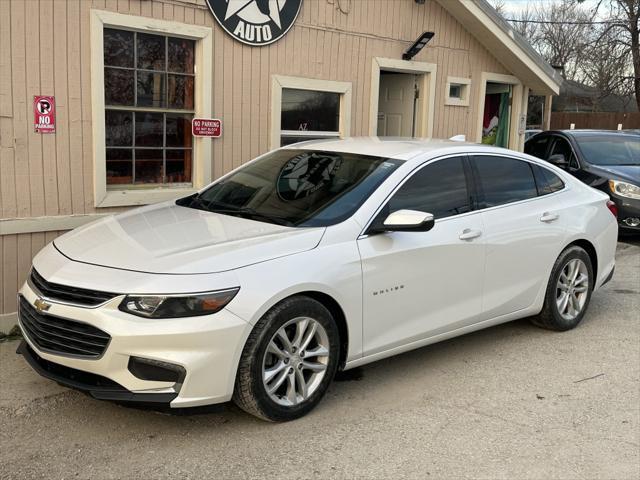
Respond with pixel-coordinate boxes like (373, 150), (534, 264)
(17, 138), (618, 421)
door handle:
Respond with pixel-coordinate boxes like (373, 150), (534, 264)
(540, 212), (559, 223)
(459, 229), (482, 241)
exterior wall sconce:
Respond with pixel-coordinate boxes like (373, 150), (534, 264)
(402, 31), (434, 60)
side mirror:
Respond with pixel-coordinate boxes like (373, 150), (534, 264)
(548, 153), (568, 168)
(370, 209), (435, 234)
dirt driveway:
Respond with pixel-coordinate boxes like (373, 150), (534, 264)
(1, 239), (638, 479)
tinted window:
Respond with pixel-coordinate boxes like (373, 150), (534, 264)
(532, 164), (565, 195)
(473, 156), (538, 207)
(549, 137), (578, 168)
(525, 135), (550, 159)
(281, 89), (340, 132)
(386, 157), (471, 220)
(177, 150), (402, 227)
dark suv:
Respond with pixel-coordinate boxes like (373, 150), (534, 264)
(525, 130), (640, 234)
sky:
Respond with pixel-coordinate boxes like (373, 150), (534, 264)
(497, 0), (601, 16)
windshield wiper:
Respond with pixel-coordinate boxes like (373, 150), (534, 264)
(217, 208), (294, 227)
(185, 196), (294, 226)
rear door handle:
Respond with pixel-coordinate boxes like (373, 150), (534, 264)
(459, 229), (482, 241)
(540, 212), (559, 223)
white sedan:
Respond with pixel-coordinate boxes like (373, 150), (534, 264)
(18, 138), (618, 421)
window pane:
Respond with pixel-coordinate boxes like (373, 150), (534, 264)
(167, 74), (194, 109)
(137, 71), (165, 107)
(104, 29), (134, 68)
(135, 149), (164, 184)
(449, 84), (462, 99)
(168, 37), (195, 73)
(135, 112), (163, 147)
(137, 33), (165, 71)
(474, 156), (538, 208)
(104, 68), (134, 106)
(166, 114), (193, 148)
(281, 89), (340, 132)
(166, 149), (192, 183)
(524, 135), (549, 158)
(387, 157), (471, 220)
(106, 149), (133, 185)
(105, 110), (133, 146)
(540, 166), (565, 193)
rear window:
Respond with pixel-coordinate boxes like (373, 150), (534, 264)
(473, 156), (538, 208)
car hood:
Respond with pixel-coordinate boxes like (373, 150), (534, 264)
(53, 202), (325, 274)
(587, 164), (640, 185)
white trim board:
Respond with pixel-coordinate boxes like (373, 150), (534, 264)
(0, 214), (107, 236)
(270, 75), (352, 150)
(90, 10), (213, 208)
(369, 57), (437, 138)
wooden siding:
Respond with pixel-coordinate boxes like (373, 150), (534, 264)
(0, 0), (513, 314)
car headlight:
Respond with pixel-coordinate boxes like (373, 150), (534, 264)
(609, 180), (640, 200)
(119, 288), (239, 318)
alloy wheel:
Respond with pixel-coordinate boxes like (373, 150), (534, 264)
(556, 258), (589, 321)
(262, 317), (330, 406)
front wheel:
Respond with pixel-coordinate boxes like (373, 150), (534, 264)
(532, 246), (594, 331)
(233, 296), (340, 421)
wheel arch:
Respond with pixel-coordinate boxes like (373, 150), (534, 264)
(565, 238), (598, 281)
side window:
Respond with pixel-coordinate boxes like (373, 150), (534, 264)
(549, 137), (578, 169)
(386, 157), (472, 220)
(533, 164), (565, 195)
(525, 135), (550, 159)
(473, 156), (538, 208)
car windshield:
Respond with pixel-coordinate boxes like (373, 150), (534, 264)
(575, 134), (640, 166)
(177, 149), (402, 227)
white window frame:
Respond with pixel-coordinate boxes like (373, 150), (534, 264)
(368, 57), (437, 138)
(271, 75), (352, 150)
(475, 72), (525, 151)
(445, 76), (471, 107)
(90, 10), (213, 208)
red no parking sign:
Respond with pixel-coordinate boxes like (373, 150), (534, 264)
(33, 96), (56, 133)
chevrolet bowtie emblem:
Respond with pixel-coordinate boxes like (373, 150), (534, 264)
(34, 298), (51, 313)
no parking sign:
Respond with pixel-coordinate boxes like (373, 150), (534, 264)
(33, 96), (55, 133)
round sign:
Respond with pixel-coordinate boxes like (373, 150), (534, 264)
(277, 152), (342, 201)
(205, 0), (303, 46)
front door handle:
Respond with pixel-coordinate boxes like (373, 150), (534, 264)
(459, 229), (482, 241)
(540, 212), (559, 223)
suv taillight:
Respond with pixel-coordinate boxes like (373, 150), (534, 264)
(607, 200), (618, 218)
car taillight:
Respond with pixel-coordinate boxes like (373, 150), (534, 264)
(607, 200), (618, 218)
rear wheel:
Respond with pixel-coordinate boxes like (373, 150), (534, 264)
(532, 246), (594, 331)
(233, 296), (340, 421)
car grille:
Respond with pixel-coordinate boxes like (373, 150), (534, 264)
(18, 296), (111, 358)
(29, 269), (117, 307)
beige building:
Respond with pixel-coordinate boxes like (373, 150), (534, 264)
(0, 0), (561, 331)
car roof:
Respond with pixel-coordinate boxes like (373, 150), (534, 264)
(542, 129), (640, 137)
(282, 136), (514, 161)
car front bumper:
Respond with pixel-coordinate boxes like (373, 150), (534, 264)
(612, 195), (640, 233)
(18, 280), (252, 408)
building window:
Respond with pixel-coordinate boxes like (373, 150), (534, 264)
(91, 11), (212, 208)
(271, 75), (352, 149)
(104, 28), (195, 186)
(445, 76), (471, 107)
(280, 89), (340, 146)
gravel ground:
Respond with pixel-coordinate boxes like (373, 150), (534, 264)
(1, 239), (638, 480)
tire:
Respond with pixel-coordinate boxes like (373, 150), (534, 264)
(532, 245), (594, 331)
(232, 295), (340, 421)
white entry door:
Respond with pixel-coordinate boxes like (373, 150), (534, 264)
(377, 73), (417, 137)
